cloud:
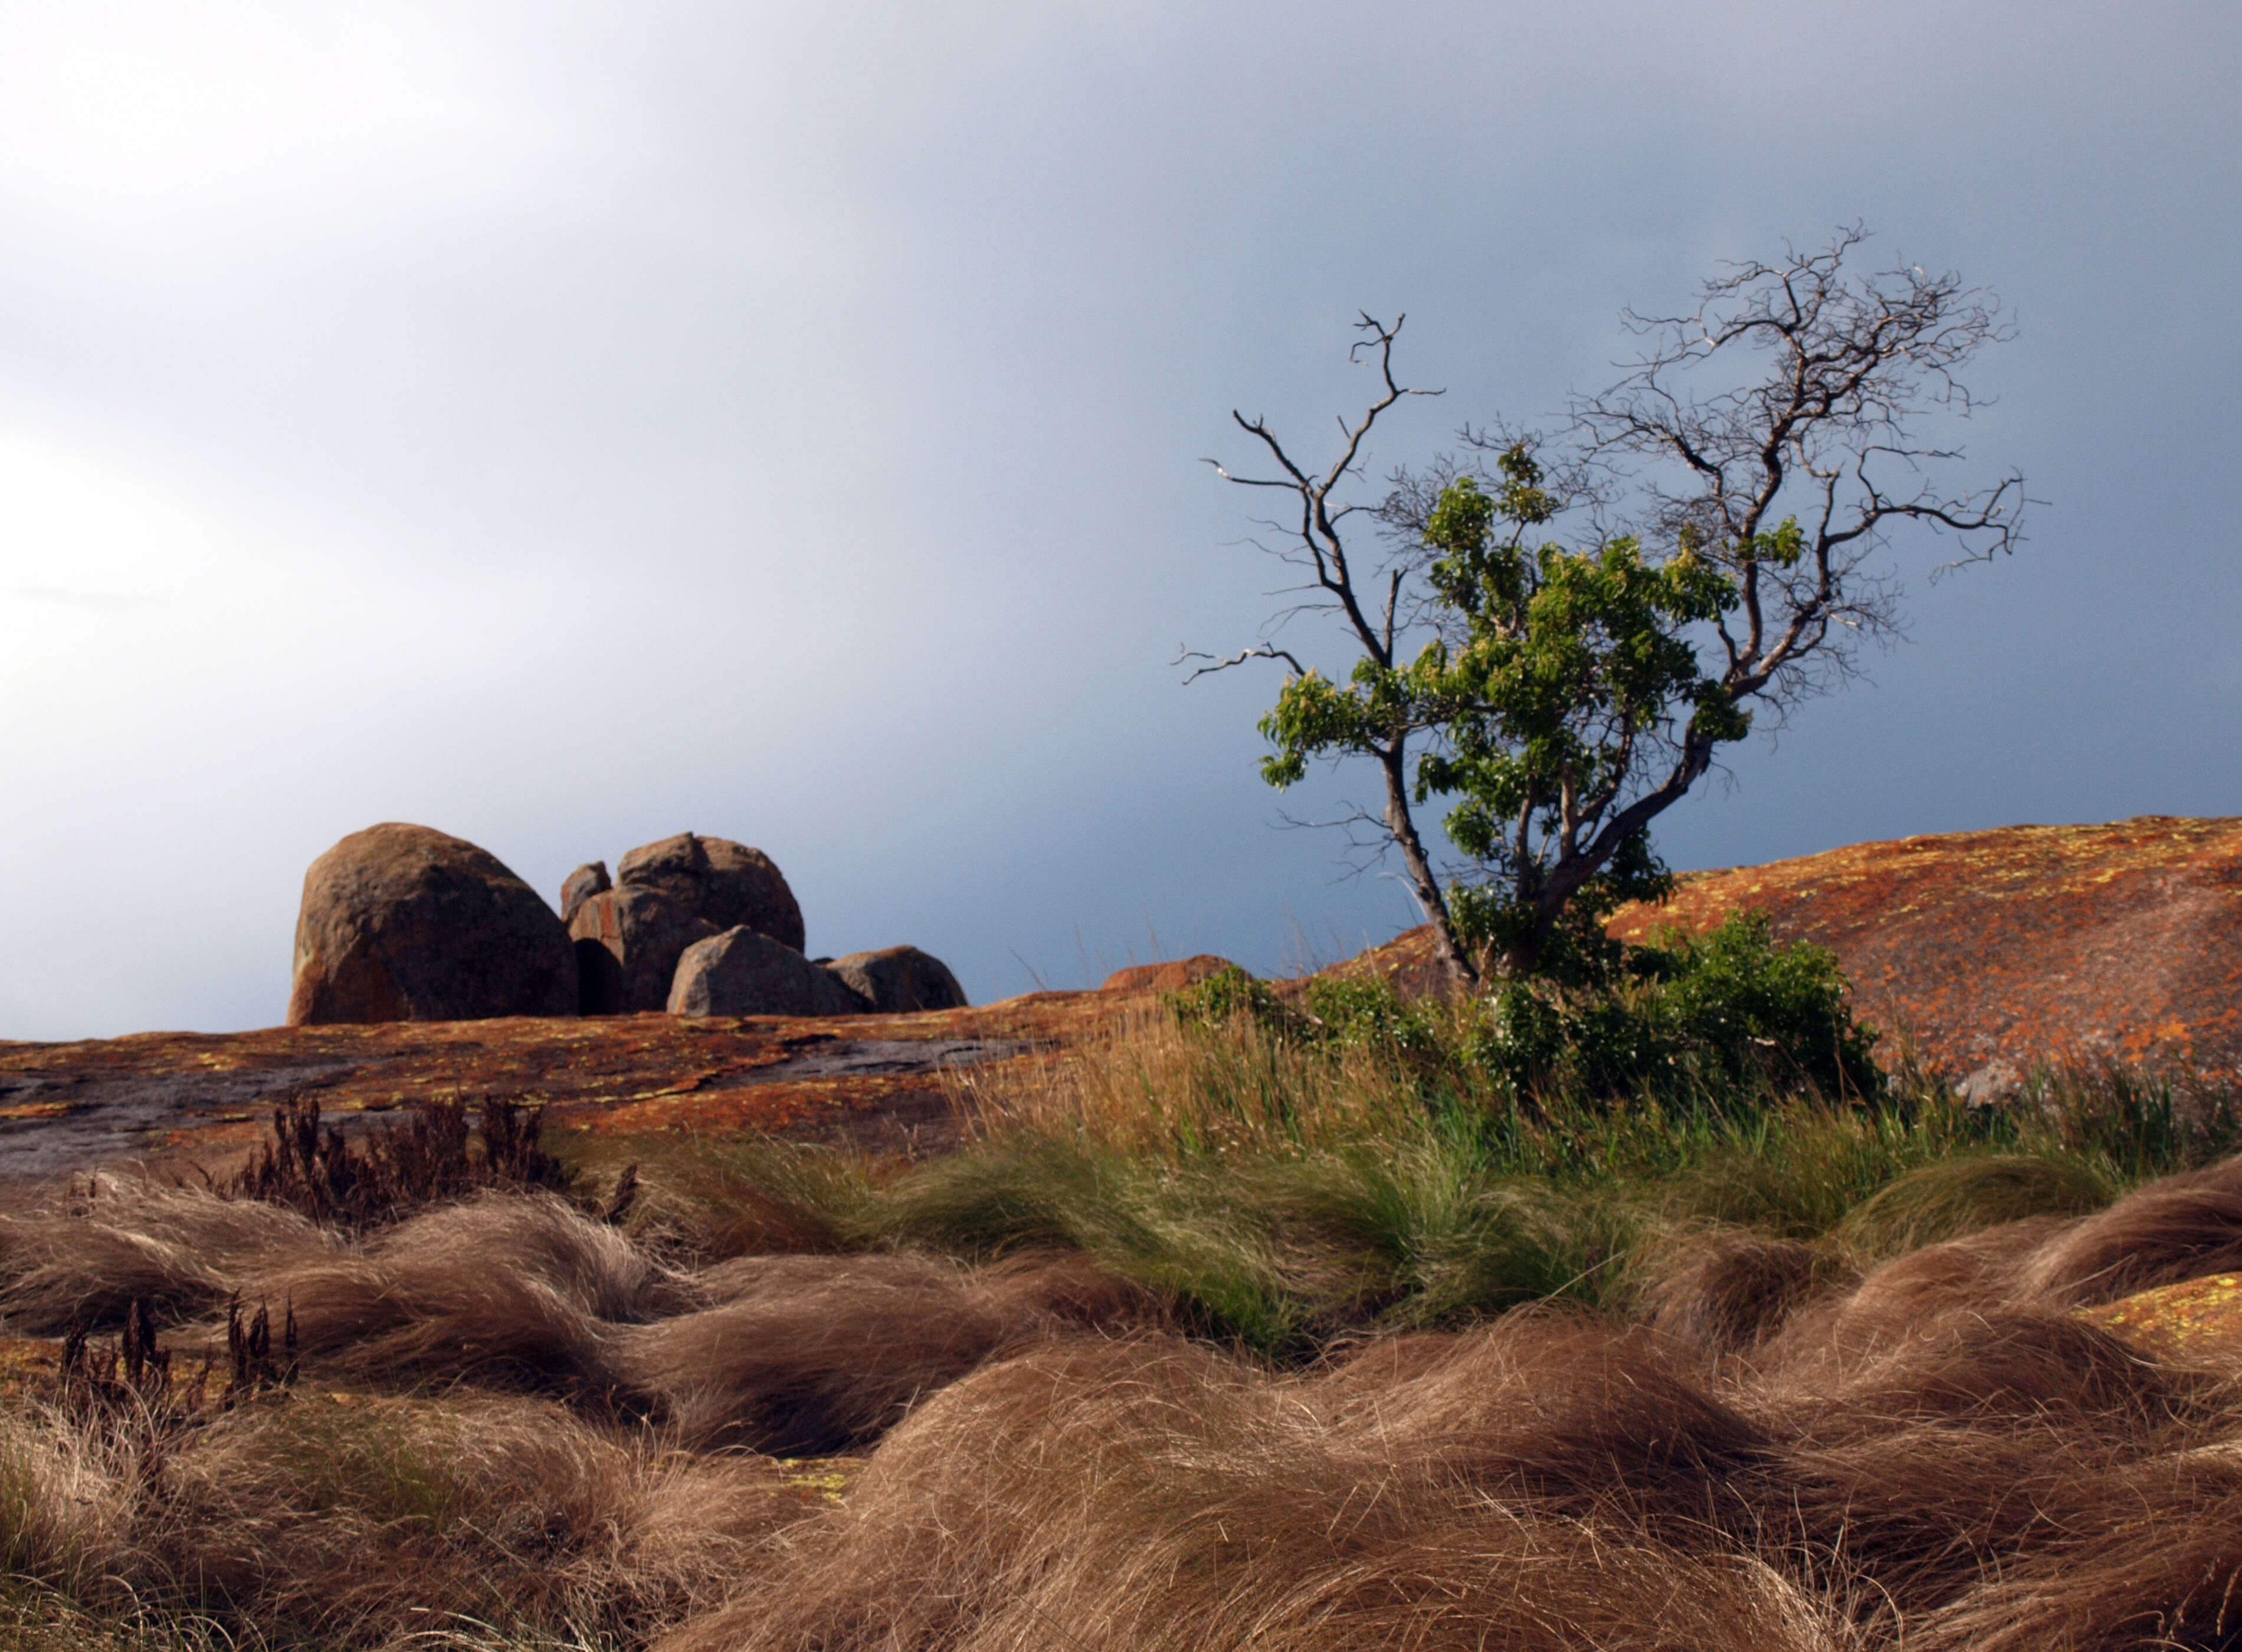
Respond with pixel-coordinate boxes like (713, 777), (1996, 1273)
(0, 1), (2236, 1039)
(4, 586), (162, 612)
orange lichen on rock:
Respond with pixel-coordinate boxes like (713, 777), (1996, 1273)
(1607, 815), (2242, 1082)
(0, 992), (1122, 1176)
(1326, 816), (2242, 1085)
(1099, 956), (1238, 994)
(0, 1336), (59, 1399)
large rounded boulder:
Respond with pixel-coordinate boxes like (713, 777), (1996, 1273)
(826, 946), (968, 1014)
(286, 824), (578, 1025)
(668, 927), (867, 1018)
(617, 832), (804, 952)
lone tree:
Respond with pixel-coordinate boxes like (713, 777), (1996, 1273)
(1191, 229), (2024, 991)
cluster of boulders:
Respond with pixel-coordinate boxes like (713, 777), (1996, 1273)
(286, 822), (966, 1027)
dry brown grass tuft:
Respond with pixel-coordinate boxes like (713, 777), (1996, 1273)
(234, 1191), (673, 1400)
(0, 1175), (339, 1333)
(1635, 1228), (1855, 1355)
(2017, 1153), (2242, 1307)
(137, 1392), (808, 1646)
(15, 1117), (2242, 1647)
(652, 1202), (2242, 1652)
(614, 1250), (1160, 1454)
(1, 1386), (825, 1648)
(653, 1331), (1856, 1652)
(943, 1000), (1442, 1159)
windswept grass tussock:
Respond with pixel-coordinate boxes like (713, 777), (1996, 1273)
(5, 995), (2242, 1648)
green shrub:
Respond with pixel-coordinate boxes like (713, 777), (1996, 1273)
(1467, 913), (1881, 1107)
(1165, 966), (1297, 1034)
(1299, 977), (1440, 1056)
(1166, 968), (1438, 1063)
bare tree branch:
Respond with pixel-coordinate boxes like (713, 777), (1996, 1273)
(1176, 643), (1307, 683)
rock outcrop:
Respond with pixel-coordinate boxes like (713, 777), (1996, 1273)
(827, 946), (969, 1013)
(1100, 955), (1237, 994)
(1326, 815), (2242, 1084)
(668, 926), (868, 1018)
(617, 832), (804, 952)
(286, 824), (578, 1025)
(1603, 815), (2242, 1086)
(572, 832), (805, 1015)
(288, 820), (961, 1028)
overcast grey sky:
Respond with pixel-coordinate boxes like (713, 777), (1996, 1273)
(2, 1), (2237, 1039)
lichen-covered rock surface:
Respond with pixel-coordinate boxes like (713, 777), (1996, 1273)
(1100, 955), (1237, 994)
(0, 991), (1099, 1176)
(1606, 815), (2242, 1081)
(2083, 1272), (2242, 1362)
(1323, 815), (2242, 1083)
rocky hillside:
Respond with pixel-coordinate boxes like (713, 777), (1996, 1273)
(1608, 816), (2242, 1089)
(1337, 816), (2242, 1089)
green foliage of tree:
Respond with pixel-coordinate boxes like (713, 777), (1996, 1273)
(1258, 447), (1757, 981)
(1192, 229), (2023, 986)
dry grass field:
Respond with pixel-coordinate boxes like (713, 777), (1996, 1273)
(5, 1003), (2242, 1650)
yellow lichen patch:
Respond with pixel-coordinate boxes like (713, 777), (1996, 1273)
(776, 1456), (861, 1504)
(2081, 1273), (2242, 1359)
(1335, 815), (2242, 1080)
(0, 1336), (60, 1399)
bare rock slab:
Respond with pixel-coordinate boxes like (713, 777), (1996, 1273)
(827, 946), (969, 1014)
(286, 823), (578, 1025)
(670, 926), (867, 1018)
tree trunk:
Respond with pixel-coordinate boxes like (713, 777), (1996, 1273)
(1380, 746), (1478, 995)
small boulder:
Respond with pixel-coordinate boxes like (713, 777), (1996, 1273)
(570, 885), (720, 1014)
(617, 832), (805, 952)
(826, 946), (969, 1014)
(1100, 955), (1238, 994)
(559, 861), (611, 926)
(287, 824), (578, 1025)
(669, 926), (867, 1018)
